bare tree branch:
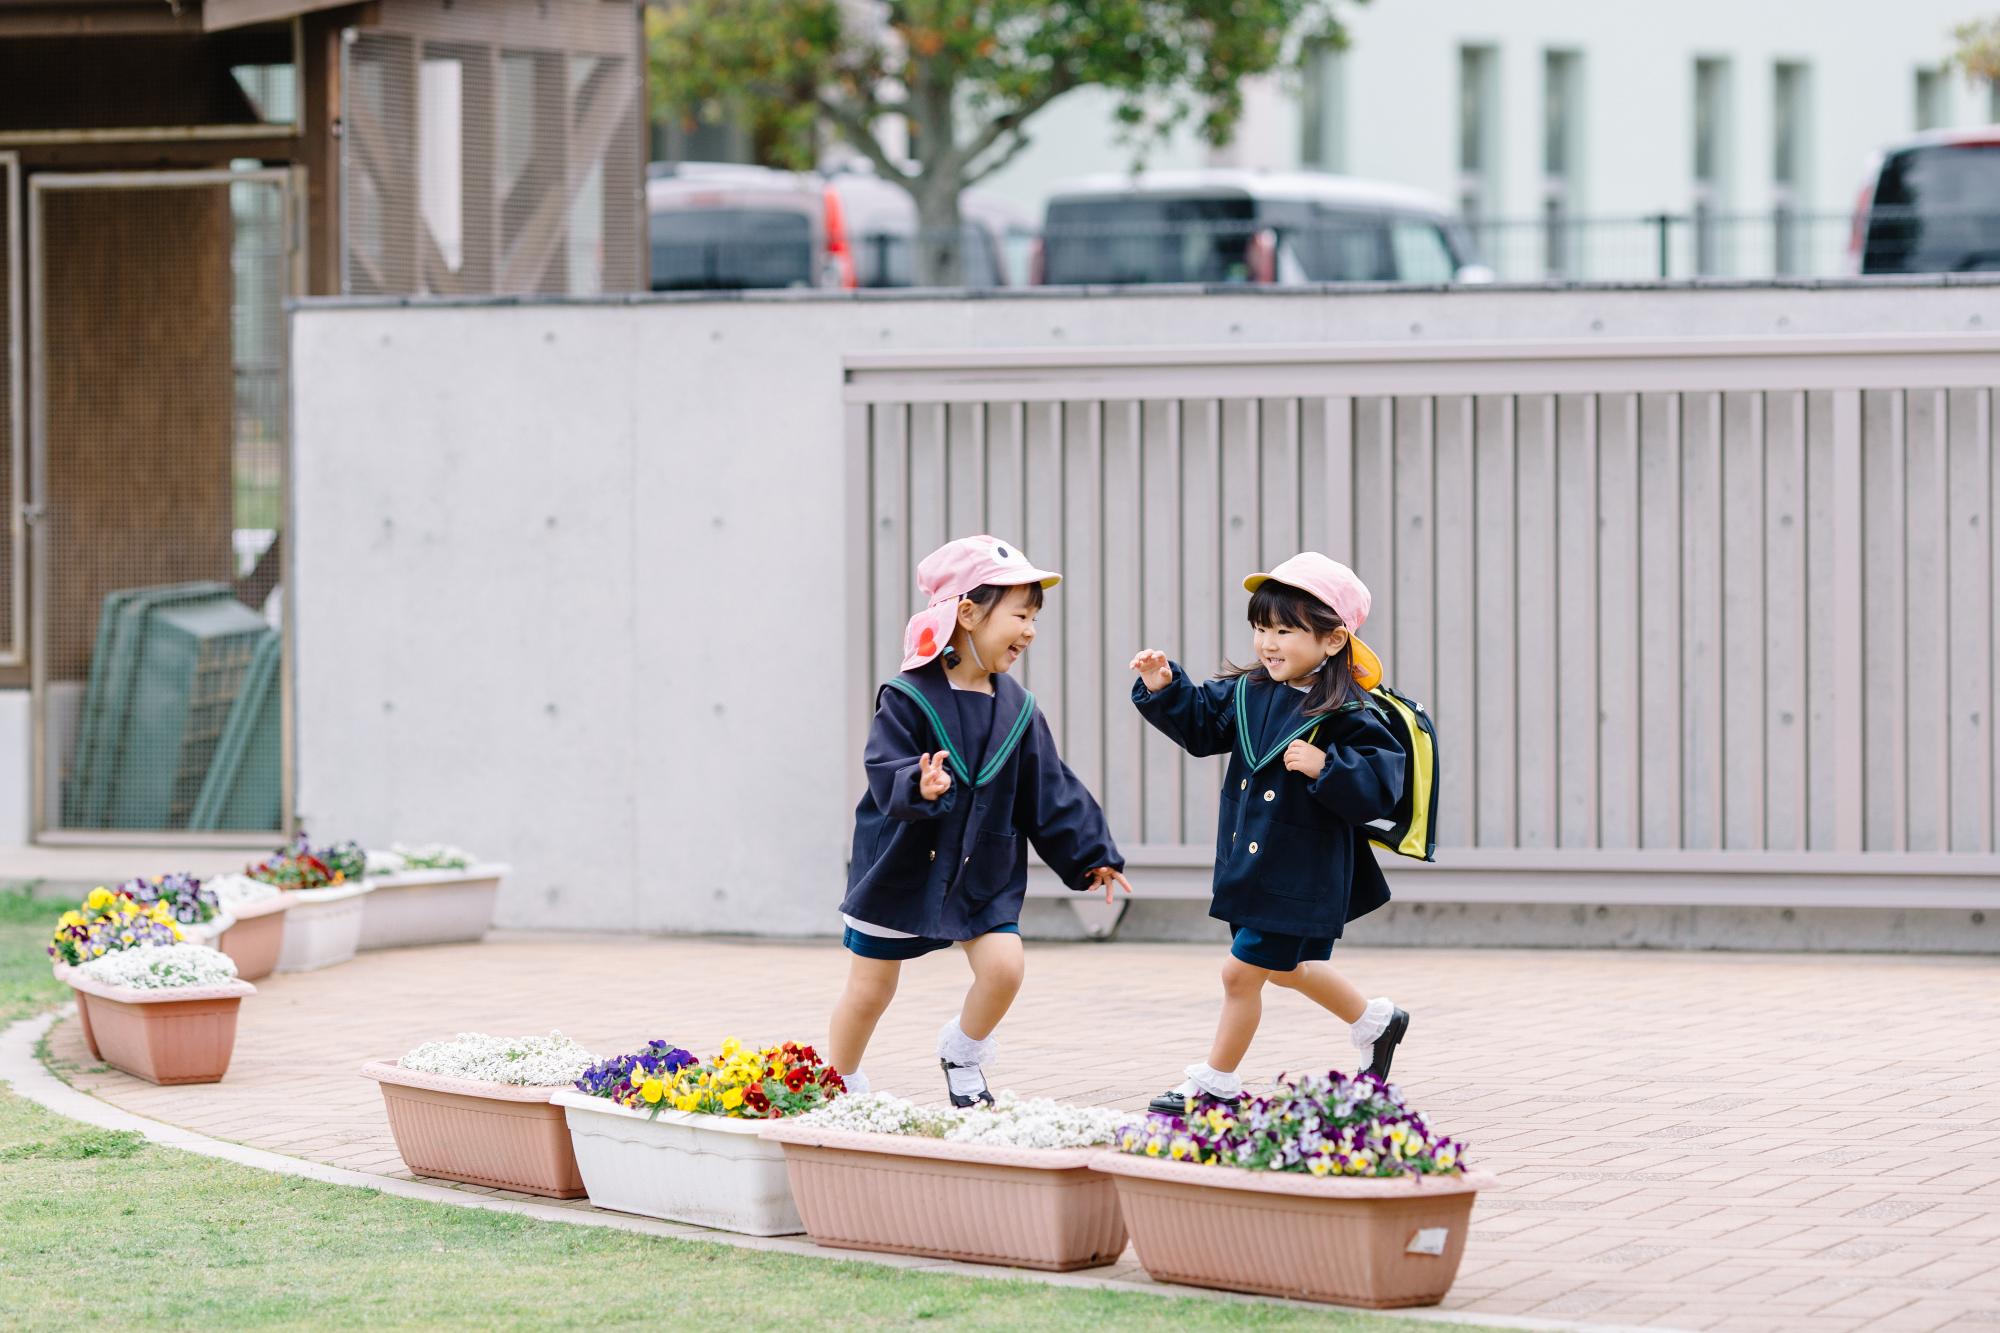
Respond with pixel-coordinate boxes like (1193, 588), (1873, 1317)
(963, 127), (1035, 187)
(816, 94), (914, 184)
(947, 72), (1076, 179)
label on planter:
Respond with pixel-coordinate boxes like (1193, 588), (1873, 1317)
(1406, 1227), (1449, 1256)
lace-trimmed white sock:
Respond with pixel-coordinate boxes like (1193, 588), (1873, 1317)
(1350, 996), (1396, 1050)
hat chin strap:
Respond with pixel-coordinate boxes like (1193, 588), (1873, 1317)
(964, 634), (990, 673)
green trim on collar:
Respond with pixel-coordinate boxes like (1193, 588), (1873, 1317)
(884, 677), (1037, 788)
(1233, 674), (1328, 772)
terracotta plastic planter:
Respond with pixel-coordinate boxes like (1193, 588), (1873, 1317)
(212, 896), (290, 981)
(1092, 1153), (1495, 1308)
(274, 881), (372, 973)
(176, 909), (239, 949)
(56, 964), (255, 1086)
(357, 864), (508, 951)
(762, 1122), (1127, 1270)
(550, 1090), (803, 1235)
(361, 1060), (585, 1198)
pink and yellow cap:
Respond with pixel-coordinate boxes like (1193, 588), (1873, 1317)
(900, 536), (1060, 671)
(1243, 552), (1383, 690)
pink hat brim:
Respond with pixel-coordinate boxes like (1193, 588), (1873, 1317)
(900, 599), (962, 671)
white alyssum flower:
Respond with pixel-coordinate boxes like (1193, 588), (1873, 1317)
(397, 1031), (595, 1086)
(798, 1090), (1122, 1149)
(207, 873), (280, 907)
(364, 849), (408, 877)
(390, 843), (475, 871)
(75, 944), (239, 990)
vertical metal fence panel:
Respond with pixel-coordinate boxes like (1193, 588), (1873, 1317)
(1432, 397), (1478, 850)
(1555, 394), (1599, 849)
(1904, 388), (1949, 854)
(1473, 395), (1519, 848)
(1, 152), (21, 667)
(1597, 394), (1642, 849)
(1764, 391), (1810, 853)
(1946, 389), (1992, 853)
(845, 339), (2000, 889)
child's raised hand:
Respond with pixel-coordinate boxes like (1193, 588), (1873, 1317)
(1085, 866), (1135, 904)
(1283, 739), (1327, 778)
(917, 750), (954, 801)
(1129, 649), (1173, 693)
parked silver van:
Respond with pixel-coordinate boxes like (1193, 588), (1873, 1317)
(1034, 169), (1491, 286)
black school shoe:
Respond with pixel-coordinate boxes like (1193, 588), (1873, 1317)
(941, 1059), (995, 1109)
(1365, 1007), (1411, 1082)
(1145, 1086), (1244, 1118)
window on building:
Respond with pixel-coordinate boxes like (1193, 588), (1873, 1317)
(1692, 57), (1730, 275)
(1458, 45), (1499, 237)
(1543, 50), (1583, 276)
(418, 57), (465, 275)
(1301, 40), (1348, 172)
(1916, 66), (1948, 131)
(1772, 61), (1810, 275)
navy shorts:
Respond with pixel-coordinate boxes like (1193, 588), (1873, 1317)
(1230, 925), (1334, 972)
(843, 922), (1020, 961)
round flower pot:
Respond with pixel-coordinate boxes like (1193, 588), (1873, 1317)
(356, 864), (508, 951)
(761, 1122), (1126, 1270)
(212, 895), (291, 981)
(56, 964), (256, 1086)
(273, 881), (372, 973)
(1090, 1153), (1496, 1309)
(360, 1060), (585, 1198)
(550, 1090), (803, 1235)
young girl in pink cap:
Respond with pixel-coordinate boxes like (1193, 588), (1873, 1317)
(1131, 552), (1409, 1115)
(833, 535), (1133, 1107)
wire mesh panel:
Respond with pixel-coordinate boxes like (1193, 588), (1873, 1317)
(31, 171), (294, 834)
(2, 152), (21, 666)
(343, 29), (642, 297)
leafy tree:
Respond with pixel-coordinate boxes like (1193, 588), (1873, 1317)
(1953, 16), (2000, 85)
(648, 0), (1359, 284)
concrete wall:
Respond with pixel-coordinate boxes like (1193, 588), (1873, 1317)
(289, 280), (2000, 935)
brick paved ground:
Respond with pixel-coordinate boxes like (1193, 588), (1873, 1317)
(41, 934), (2000, 1332)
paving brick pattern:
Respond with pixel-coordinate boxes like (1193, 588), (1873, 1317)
(42, 935), (2000, 1331)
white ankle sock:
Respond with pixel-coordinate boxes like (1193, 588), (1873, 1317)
(842, 1068), (871, 1095)
(1175, 1061), (1242, 1099)
(936, 1017), (997, 1069)
(1350, 996), (1396, 1049)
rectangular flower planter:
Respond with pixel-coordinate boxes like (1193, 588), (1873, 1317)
(274, 881), (372, 973)
(550, 1090), (803, 1235)
(761, 1122), (1126, 1270)
(57, 964), (256, 1086)
(212, 895), (291, 982)
(356, 864), (508, 952)
(361, 1060), (585, 1198)
(1091, 1153), (1494, 1309)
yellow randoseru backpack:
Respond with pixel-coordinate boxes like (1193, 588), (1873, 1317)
(1365, 685), (1438, 863)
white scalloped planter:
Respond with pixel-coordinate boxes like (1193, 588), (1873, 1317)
(56, 964), (255, 1086)
(273, 881), (372, 973)
(1092, 1153), (1495, 1309)
(361, 1060), (585, 1197)
(550, 1091), (803, 1235)
(357, 864), (508, 951)
(212, 895), (290, 981)
(762, 1122), (1126, 1270)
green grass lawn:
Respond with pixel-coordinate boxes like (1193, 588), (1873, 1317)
(0, 886), (1491, 1331)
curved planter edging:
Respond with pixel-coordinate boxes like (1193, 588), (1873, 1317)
(56, 965), (255, 1086)
(212, 895), (291, 982)
(1089, 1153), (1496, 1309)
(760, 1122), (1126, 1271)
(360, 1060), (585, 1198)
(274, 882), (372, 973)
(356, 864), (508, 952)
(550, 1090), (803, 1236)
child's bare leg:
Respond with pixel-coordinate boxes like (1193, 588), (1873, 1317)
(1206, 956), (1272, 1073)
(829, 955), (901, 1078)
(956, 930), (1026, 1040)
(1268, 960), (1367, 1023)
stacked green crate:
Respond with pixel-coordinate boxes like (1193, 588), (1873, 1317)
(189, 630), (283, 831)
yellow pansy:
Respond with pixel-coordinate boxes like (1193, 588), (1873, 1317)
(1308, 1157), (1332, 1177)
(721, 1087), (744, 1110)
(59, 910), (83, 927)
(675, 1093), (699, 1113)
(720, 1037), (740, 1057)
(86, 887), (115, 911)
(640, 1079), (664, 1104)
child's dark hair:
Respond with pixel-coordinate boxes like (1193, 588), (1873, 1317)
(1220, 581), (1361, 716)
(962, 581), (1045, 616)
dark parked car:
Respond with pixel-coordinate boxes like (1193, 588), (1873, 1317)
(1852, 131), (2000, 274)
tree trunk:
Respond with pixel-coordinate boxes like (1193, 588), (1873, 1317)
(912, 179), (966, 287)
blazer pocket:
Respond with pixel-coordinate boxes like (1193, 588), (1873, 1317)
(960, 830), (1020, 904)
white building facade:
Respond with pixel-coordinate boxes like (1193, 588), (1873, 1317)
(985, 1), (2000, 279)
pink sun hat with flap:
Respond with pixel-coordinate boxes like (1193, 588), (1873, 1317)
(1242, 552), (1384, 690)
(900, 536), (1060, 671)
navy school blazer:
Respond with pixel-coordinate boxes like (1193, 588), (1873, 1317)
(842, 660), (1124, 941)
(1133, 662), (1406, 939)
